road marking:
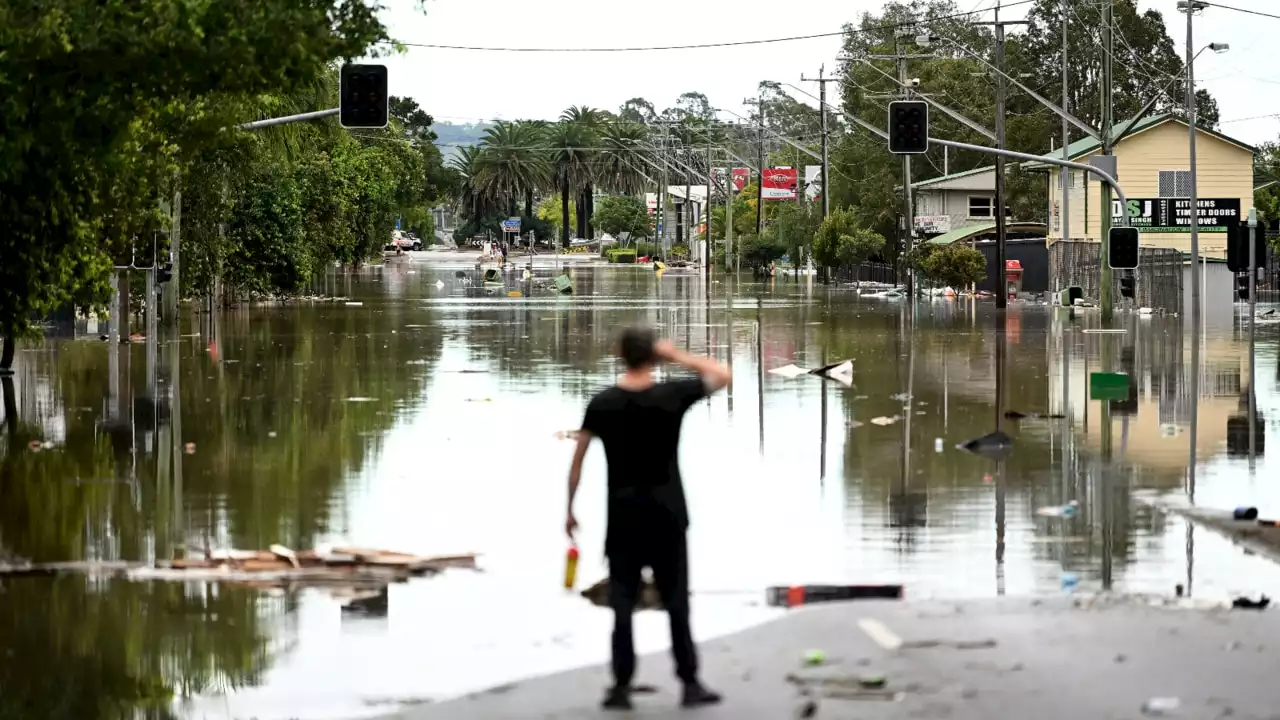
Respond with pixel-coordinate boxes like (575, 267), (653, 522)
(857, 618), (904, 651)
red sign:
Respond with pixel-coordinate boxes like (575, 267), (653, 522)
(731, 168), (749, 192)
(1005, 260), (1022, 270)
(762, 167), (798, 200)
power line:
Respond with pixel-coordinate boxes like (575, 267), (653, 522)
(1199, 1), (1280, 20)
(387, 0), (1036, 53)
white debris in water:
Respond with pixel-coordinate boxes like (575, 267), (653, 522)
(345, 397), (376, 402)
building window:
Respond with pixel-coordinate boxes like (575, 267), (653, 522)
(968, 196), (994, 218)
(1158, 170), (1192, 198)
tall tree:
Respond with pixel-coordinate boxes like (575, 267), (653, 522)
(0, 0), (387, 369)
(475, 121), (552, 218)
(561, 106), (605, 238)
(546, 122), (593, 248)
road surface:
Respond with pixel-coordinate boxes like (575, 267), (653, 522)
(385, 595), (1277, 719)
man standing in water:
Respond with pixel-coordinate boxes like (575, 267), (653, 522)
(566, 327), (731, 710)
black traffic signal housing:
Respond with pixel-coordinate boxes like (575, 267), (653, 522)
(1237, 272), (1251, 301)
(340, 64), (389, 129)
(1226, 220), (1266, 273)
(157, 263), (173, 284)
(1119, 271), (1135, 299)
(1108, 226), (1139, 269)
(888, 101), (929, 154)
(1227, 220), (1245, 271)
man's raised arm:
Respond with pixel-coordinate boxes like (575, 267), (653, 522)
(655, 340), (732, 394)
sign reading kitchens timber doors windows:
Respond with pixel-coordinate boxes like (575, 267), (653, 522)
(1111, 198), (1240, 232)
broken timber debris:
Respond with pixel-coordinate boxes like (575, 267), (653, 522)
(0, 547), (478, 589)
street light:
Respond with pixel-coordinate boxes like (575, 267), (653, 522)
(1209, 42), (1230, 53)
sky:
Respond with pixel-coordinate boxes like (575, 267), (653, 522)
(375, 0), (1280, 147)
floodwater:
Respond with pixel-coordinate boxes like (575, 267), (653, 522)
(3, 263), (1280, 719)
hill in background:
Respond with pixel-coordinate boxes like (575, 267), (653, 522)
(433, 121), (492, 162)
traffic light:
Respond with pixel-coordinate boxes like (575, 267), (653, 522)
(1119, 272), (1135, 299)
(157, 263), (173, 284)
(1227, 220), (1266, 273)
(340, 64), (389, 129)
(1237, 272), (1250, 301)
(888, 100), (929, 154)
(1107, 226), (1139, 269)
(1227, 220), (1245, 271)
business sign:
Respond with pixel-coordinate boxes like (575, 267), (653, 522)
(731, 167), (750, 192)
(501, 217), (521, 232)
(762, 167), (798, 200)
(646, 193), (657, 214)
(1111, 198), (1240, 233)
(914, 215), (952, 234)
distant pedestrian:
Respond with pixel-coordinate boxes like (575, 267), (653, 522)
(501, 241), (509, 264)
(565, 327), (730, 710)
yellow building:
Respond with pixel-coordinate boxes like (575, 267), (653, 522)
(1043, 113), (1255, 259)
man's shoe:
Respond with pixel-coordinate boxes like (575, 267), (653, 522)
(681, 683), (723, 708)
(602, 686), (632, 710)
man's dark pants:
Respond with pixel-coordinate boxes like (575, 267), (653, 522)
(607, 530), (698, 687)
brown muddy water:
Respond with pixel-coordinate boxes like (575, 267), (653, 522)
(2, 263), (1280, 719)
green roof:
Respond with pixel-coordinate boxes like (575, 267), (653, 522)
(926, 222), (1048, 245)
(1030, 113), (1254, 169)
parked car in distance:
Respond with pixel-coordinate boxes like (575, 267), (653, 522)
(385, 231), (422, 252)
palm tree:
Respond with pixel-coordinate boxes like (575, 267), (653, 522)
(474, 121), (551, 218)
(545, 121), (594, 249)
(597, 121), (651, 197)
(560, 106), (605, 238)
(448, 144), (487, 221)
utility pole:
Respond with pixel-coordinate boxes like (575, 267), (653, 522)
(977, 5), (1029, 310)
(747, 95), (766, 236)
(897, 37), (914, 293)
(1184, 0), (1204, 347)
(801, 65), (837, 219)
(660, 123), (670, 255)
(1099, 0), (1115, 322)
(1060, 0), (1071, 247)
(706, 139), (714, 279)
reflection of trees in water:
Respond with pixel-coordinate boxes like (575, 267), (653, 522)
(0, 277), (441, 713)
(0, 577), (278, 720)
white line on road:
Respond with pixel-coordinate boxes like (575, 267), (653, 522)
(857, 618), (904, 651)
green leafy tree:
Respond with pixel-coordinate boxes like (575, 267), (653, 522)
(593, 196), (651, 241)
(811, 208), (861, 271)
(766, 202), (823, 263)
(0, 0), (388, 369)
(836, 228), (886, 268)
(739, 235), (787, 270)
(921, 244), (987, 289)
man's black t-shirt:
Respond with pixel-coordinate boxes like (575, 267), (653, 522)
(581, 377), (707, 556)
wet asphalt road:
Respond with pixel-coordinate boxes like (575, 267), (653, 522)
(388, 597), (1279, 720)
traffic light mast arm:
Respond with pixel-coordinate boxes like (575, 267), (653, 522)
(929, 137), (1130, 227)
(237, 108), (339, 131)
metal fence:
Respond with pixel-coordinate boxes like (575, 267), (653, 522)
(833, 261), (897, 285)
(1048, 240), (1183, 311)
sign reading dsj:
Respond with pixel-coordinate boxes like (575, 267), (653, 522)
(1111, 198), (1240, 232)
(762, 167), (798, 200)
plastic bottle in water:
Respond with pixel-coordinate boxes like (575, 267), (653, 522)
(564, 546), (579, 590)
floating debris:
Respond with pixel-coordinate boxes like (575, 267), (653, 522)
(345, 397), (377, 402)
(0, 547), (478, 589)
(1036, 500), (1080, 518)
(768, 360), (854, 387)
(344, 301), (364, 307)
(183, 442), (196, 455)
(1004, 410), (1066, 420)
(958, 430), (1013, 458)
(1231, 595), (1270, 610)
(869, 416), (900, 427)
